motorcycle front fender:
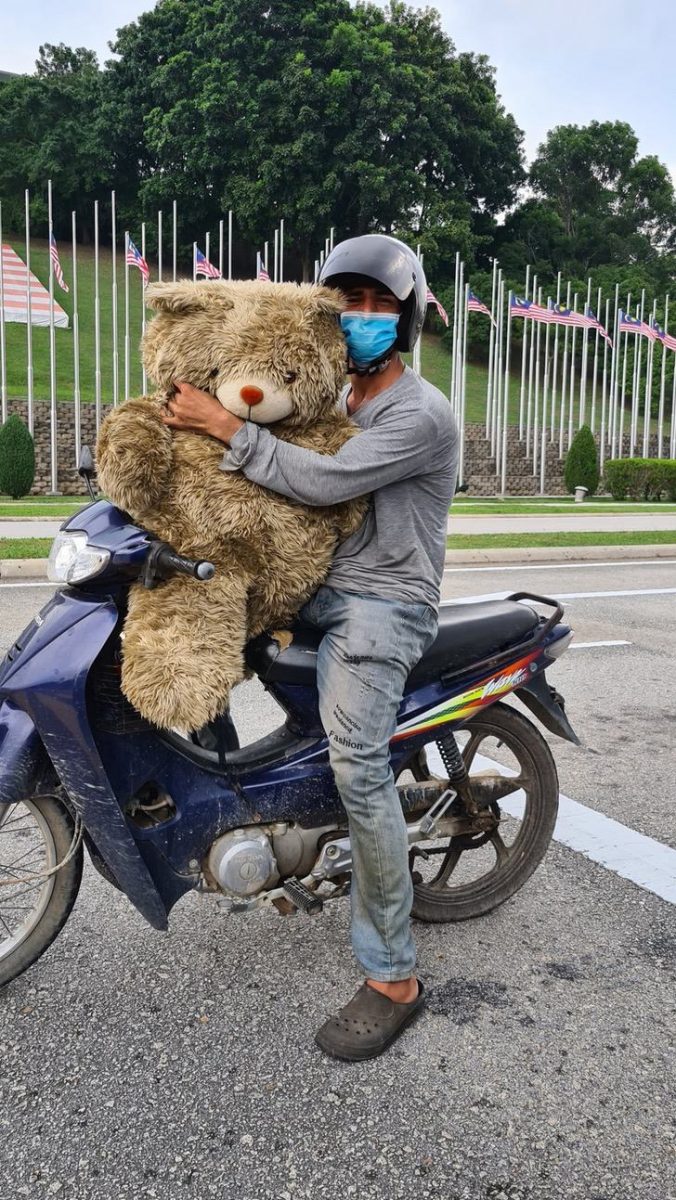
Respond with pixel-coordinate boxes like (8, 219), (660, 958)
(0, 590), (169, 931)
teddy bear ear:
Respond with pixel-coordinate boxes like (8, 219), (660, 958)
(302, 284), (346, 317)
(145, 281), (235, 314)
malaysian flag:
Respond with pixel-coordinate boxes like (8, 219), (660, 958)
(583, 305), (613, 348)
(257, 253), (271, 282)
(660, 328), (676, 352)
(467, 289), (495, 325)
(195, 247), (221, 279)
(546, 300), (587, 329)
(618, 310), (657, 340)
(126, 238), (150, 286)
(426, 286), (448, 326)
(49, 233), (69, 294)
(511, 295), (550, 324)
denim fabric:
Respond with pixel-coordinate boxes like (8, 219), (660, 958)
(300, 585), (438, 982)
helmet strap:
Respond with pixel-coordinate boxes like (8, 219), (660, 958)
(346, 348), (395, 377)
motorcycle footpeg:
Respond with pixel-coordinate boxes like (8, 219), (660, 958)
(282, 877), (323, 915)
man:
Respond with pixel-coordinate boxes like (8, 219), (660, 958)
(163, 235), (459, 1060)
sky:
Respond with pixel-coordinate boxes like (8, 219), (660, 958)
(3, 0), (676, 180)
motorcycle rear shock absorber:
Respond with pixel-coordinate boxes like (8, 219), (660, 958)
(436, 732), (479, 815)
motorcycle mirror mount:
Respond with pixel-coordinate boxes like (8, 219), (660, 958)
(78, 445), (97, 502)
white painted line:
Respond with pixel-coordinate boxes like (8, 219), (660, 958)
(443, 586), (676, 606)
(427, 747), (676, 907)
(569, 640), (631, 649)
(444, 559), (676, 574)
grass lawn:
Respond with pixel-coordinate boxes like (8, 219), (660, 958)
(451, 502), (676, 516)
(0, 502), (85, 517)
(447, 530), (676, 550)
(0, 538), (53, 559)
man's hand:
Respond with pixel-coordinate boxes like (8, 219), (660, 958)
(162, 380), (244, 444)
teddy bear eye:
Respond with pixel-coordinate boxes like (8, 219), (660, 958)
(209, 367), (219, 379)
(282, 370), (297, 384)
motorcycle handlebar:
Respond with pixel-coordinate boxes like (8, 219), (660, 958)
(141, 541), (215, 588)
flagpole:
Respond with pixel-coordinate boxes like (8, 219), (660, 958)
(670, 348), (676, 459)
(525, 273), (537, 457)
(642, 298), (657, 457)
(71, 210), (81, 464)
(314, 259), (319, 283)
(329, 226), (335, 252)
(157, 210), (163, 282)
(518, 265), (530, 441)
(657, 295), (669, 457)
(459, 282), (469, 484)
(567, 293), (579, 451)
(453, 261), (464, 416)
(609, 284), (621, 458)
(501, 290), (513, 496)
(618, 295), (632, 458)
(599, 297), (610, 475)
(124, 231), (130, 402)
(561, 280), (571, 458)
(264, 241), (269, 273)
(494, 277), (505, 476)
(630, 290), (645, 455)
(0, 201), (6, 424)
(228, 210), (233, 280)
(172, 200), (178, 281)
(141, 222), (148, 394)
(532, 285), (543, 477)
(590, 285), (602, 433)
(539, 289), (552, 494)
(273, 230), (279, 284)
(192, 243), (197, 283)
(449, 252), (460, 426)
(579, 276), (592, 427)
(550, 272), (562, 441)
(279, 219), (285, 282)
(205, 231), (210, 271)
(413, 245), (423, 378)
(25, 189), (34, 434)
(111, 191), (119, 406)
(94, 200), (102, 433)
(47, 179), (58, 492)
(485, 257), (498, 441)
(218, 219), (224, 278)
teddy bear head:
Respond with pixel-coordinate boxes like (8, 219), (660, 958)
(142, 279), (348, 429)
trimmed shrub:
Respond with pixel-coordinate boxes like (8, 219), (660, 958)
(564, 425), (599, 496)
(0, 415), (35, 499)
(603, 458), (676, 501)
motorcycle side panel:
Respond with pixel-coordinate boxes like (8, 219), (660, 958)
(0, 701), (51, 807)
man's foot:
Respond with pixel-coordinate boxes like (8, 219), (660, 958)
(366, 976), (419, 1004)
(315, 979), (425, 1062)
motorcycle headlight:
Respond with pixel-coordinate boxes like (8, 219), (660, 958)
(47, 532), (111, 584)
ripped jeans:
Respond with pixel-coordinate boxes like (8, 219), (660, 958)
(300, 585), (438, 982)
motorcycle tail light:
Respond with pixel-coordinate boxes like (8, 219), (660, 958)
(546, 630), (573, 659)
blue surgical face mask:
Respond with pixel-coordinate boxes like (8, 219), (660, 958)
(340, 312), (399, 367)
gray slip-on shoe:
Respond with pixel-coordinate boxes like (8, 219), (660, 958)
(315, 980), (425, 1061)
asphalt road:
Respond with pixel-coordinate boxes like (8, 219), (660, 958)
(0, 560), (675, 1200)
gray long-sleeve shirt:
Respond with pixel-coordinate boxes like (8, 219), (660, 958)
(219, 366), (459, 609)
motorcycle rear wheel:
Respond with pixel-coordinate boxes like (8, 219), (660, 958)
(405, 701), (559, 923)
(0, 794), (83, 989)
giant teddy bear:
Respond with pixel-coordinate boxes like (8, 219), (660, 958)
(96, 279), (366, 732)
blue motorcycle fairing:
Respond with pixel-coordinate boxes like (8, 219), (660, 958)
(0, 588), (169, 930)
(61, 499), (151, 577)
(0, 701), (52, 808)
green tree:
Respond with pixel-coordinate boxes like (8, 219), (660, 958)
(0, 416), (35, 499)
(564, 425), (599, 497)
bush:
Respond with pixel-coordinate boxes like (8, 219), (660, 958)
(603, 458), (676, 501)
(0, 415), (35, 499)
(564, 425), (599, 496)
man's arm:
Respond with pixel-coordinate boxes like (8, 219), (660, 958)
(220, 408), (440, 506)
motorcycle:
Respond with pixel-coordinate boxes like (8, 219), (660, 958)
(0, 476), (578, 989)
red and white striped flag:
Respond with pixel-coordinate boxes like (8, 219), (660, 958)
(426, 286), (448, 326)
(49, 233), (69, 293)
(257, 253), (271, 282)
(126, 237), (150, 286)
(195, 247), (221, 279)
(467, 289), (496, 326)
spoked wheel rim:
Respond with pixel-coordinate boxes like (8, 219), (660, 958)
(0, 800), (58, 962)
(403, 704), (559, 918)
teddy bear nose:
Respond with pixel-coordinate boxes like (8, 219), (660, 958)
(240, 385), (265, 405)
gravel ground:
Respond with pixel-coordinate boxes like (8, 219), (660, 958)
(0, 564), (675, 1200)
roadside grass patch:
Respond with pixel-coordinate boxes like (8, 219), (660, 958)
(446, 530), (676, 550)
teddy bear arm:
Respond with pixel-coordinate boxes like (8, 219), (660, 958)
(96, 396), (174, 516)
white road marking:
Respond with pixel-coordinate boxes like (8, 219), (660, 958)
(0, 581), (54, 590)
(427, 747), (676, 907)
(444, 559), (676, 574)
(442, 587), (676, 605)
(569, 640), (631, 649)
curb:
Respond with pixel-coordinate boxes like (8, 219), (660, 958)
(443, 544), (676, 566)
(2, 542), (675, 582)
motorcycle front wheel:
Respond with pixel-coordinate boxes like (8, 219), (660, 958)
(403, 701), (559, 923)
(0, 793), (83, 989)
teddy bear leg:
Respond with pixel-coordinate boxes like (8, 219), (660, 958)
(120, 570), (250, 732)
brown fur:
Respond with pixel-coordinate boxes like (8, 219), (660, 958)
(96, 280), (366, 732)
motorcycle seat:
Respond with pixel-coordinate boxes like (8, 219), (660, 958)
(246, 599), (541, 689)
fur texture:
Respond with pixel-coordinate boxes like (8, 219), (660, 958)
(96, 279), (366, 732)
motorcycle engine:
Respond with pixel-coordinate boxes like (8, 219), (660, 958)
(206, 822), (339, 899)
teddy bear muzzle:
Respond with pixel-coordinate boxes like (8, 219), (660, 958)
(216, 375), (294, 424)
